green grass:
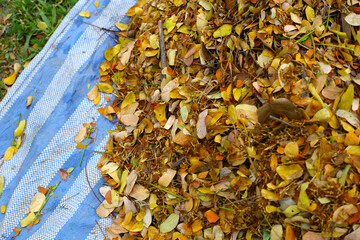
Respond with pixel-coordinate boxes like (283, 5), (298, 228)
(0, 0), (77, 100)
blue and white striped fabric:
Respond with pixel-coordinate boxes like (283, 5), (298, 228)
(0, 1), (135, 239)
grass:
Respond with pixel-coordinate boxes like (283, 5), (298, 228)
(0, 0), (77, 100)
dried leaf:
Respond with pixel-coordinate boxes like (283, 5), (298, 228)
(60, 169), (68, 181)
(158, 169), (176, 187)
(276, 164), (303, 180)
(29, 192), (46, 213)
(197, 109), (208, 139)
(20, 212), (35, 227)
(159, 213), (179, 233)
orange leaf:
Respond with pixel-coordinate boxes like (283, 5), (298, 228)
(205, 210), (220, 223)
(105, 190), (112, 204)
(285, 225), (295, 240)
(38, 186), (48, 195)
(349, 205), (360, 224)
(14, 228), (21, 236)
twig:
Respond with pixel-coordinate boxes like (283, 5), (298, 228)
(158, 20), (166, 81)
(95, 219), (107, 239)
(269, 115), (296, 128)
(85, 151), (102, 204)
(149, 183), (188, 200)
(79, 127), (93, 167)
(74, 20), (134, 40)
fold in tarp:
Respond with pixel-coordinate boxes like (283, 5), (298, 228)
(0, 0), (135, 239)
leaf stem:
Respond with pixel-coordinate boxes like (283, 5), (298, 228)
(314, 43), (354, 51)
(149, 183), (188, 200)
(34, 181), (61, 221)
(79, 127), (92, 167)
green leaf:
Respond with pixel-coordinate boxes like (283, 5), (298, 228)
(159, 213), (179, 233)
(213, 24), (232, 38)
(98, 83), (114, 94)
(0, 176), (4, 198)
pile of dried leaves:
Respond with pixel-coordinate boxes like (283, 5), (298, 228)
(90, 0), (360, 239)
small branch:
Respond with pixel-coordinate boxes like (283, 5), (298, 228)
(158, 20), (166, 81)
(269, 115), (295, 128)
(85, 151), (102, 204)
(79, 127), (93, 167)
(149, 183), (188, 201)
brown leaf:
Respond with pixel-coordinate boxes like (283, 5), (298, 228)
(60, 169), (68, 181)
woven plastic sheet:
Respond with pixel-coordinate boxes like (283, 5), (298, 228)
(0, 0), (135, 239)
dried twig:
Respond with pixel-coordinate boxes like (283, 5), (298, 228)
(158, 20), (166, 81)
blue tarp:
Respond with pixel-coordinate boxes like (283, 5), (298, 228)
(0, 0), (135, 239)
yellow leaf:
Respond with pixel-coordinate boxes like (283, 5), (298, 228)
(276, 164), (303, 181)
(20, 212), (35, 227)
(26, 96), (34, 107)
(338, 84), (354, 111)
(4, 146), (18, 161)
(94, 0), (99, 7)
(299, 182), (310, 209)
(305, 6), (315, 22)
(16, 137), (21, 148)
(172, 0), (184, 6)
(213, 24), (233, 38)
(97, 83), (114, 94)
(3, 72), (17, 85)
(121, 92), (136, 110)
(284, 142), (299, 158)
(228, 105), (237, 124)
(1, 205), (6, 214)
(104, 44), (122, 61)
(154, 103), (167, 125)
(94, 92), (101, 105)
(115, 22), (128, 31)
(14, 119), (26, 137)
(119, 170), (129, 193)
(79, 10), (92, 18)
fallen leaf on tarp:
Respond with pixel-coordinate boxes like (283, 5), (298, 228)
(1, 205), (6, 214)
(160, 213), (179, 233)
(14, 119), (26, 137)
(75, 127), (87, 143)
(0, 176), (4, 198)
(28, 192), (46, 213)
(20, 212), (35, 227)
(59, 169), (68, 181)
(79, 10), (92, 18)
(87, 85), (98, 100)
(26, 96), (34, 107)
(4, 146), (18, 161)
(98, 83), (114, 94)
(96, 202), (114, 218)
